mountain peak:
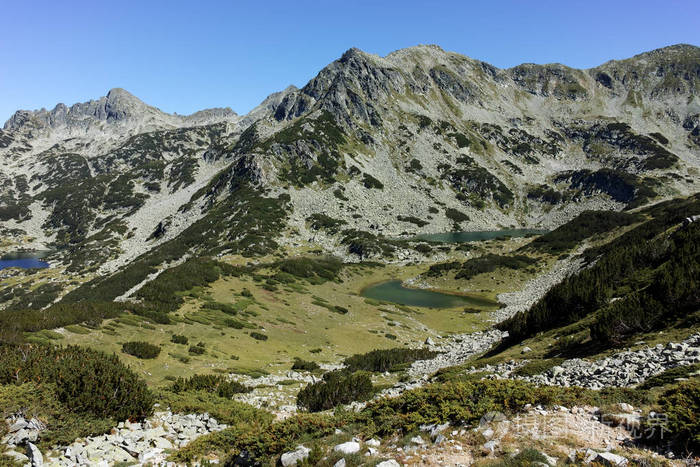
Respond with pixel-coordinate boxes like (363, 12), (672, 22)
(3, 88), (153, 131)
(339, 47), (376, 64)
(102, 88), (152, 122)
(106, 87), (137, 99)
(340, 47), (363, 59)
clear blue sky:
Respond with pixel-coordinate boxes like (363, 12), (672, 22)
(2, 0), (699, 123)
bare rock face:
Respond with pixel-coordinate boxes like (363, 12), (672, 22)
(280, 445), (310, 466)
(101, 87), (145, 122)
(2, 414), (46, 448)
(333, 441), (361, 455)
(594, 452), (629, 466)
(26, 442), (43, 466)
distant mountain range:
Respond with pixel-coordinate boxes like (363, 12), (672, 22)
(1, 43), (698, 289)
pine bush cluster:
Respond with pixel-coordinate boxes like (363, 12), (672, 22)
(122, 341), (161, 359)
(171, 374), (250, 398)
(291, 358), (320, 371)
(296, 370), (374, 411)
(0, 344), (153, 421)
(500, 202), (700, 347)
(344, 347), (438, 373)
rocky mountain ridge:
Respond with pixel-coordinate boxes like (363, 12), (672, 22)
(0, 43), (699, 292)
(3, 87), (239, 133)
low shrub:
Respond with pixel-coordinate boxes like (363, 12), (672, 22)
(340, 229), (401, 260)
(649, 132), (669, 145)
(225, 318), (253, 329)
(174, 412), (347, 464)
(229, 367), (269, 378)
(332, 305), (349, 314)
(135, 257), (236, 312)
(64, 324), (91, 334)
(171, 334), (189, 345)
(425, 261), (461, 277)
(454, 254), (536, 280)
(122, 341), (161, 359)
(0, 344), (153, 421)
(0, 383), (115, 449)
(0, 301), (126, 340)
(644, 381), (700, 452)
(527, 185), (564, 204)
(157, 389), (273, 426)
(135, 309), (171, 324)
(548, 334), (586, 357)
(501, 214), (700, 346)
(360, 379), (589, 436)
(333, 188), (349, 201)
(445, 208), (469, 224)
(297, 370), (375, 412)
(291, 358), (320, 371)
(362, 173), (384, 189)
(344, 347), (438, 373)
(638, 364), (700, 390)
(250, 332), (268, 341)
(413, 243), (432, 254)
(189, 343), (206, 355)
(276, 256), (343, 283)
(397, 215), (429, 227)
(306, 214), (347, 234)
(202, 302), (238, 315)
(448, 132), (470, 148)
(172, 374), (250, 398)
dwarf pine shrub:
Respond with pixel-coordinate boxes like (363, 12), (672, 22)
(344, 347), (438, 373)
(0, 344), (153, 420)
(646, 381), (700, 452)
(250, 332), (268, 341)
(122, 341), (161, 359)
(297, 370), (374, 412)
(291, 358), (320, 371)
(171, 334), (188, 345)
(172, 374), (250, 398)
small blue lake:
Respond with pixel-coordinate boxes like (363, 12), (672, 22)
(361, 280), (498, 309)
(0, 252), (51, 271)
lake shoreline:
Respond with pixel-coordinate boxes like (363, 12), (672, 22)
(0, 250), (52, 271)
(360, 279), (499, 309)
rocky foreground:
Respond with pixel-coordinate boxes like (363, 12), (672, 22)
(4, 329), (699, 466)
(6, 253), (699, 466)
(474, 333), (700, 389)
(276, 402), (675, 467)
(3, 411), (227, 466)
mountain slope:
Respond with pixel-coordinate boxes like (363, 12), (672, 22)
(1, 44), (699, 305)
